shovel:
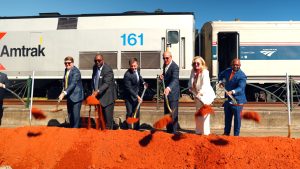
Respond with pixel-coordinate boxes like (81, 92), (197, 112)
(50, 100), (63, 112)
(223, 88), (238, 105)
(223, 88), (260, 123)
(189, 89), (214, 116)
(126, 86), (147, 125)
(153, 79), (175, 129)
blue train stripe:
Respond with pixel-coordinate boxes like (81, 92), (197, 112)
(212, 46), (300, 60)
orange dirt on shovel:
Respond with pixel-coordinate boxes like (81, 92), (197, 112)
(31, 107), (47, 120)
(195, 104), (214, 117)
(242, 111), (261, 123)
(153, 115), (172, 129)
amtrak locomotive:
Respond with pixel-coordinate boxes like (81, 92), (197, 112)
(0, 12), (299, 100)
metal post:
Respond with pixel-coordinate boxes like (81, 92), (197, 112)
(26, 78), (32, 108)
(286, 73), (291, 138)
(29, 71), (35, 126)
(156, 75), (160, 110)
(290, 78), (293, 111)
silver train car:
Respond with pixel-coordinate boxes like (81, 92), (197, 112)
(201, 21), (300, 82)
(201, 21), (300, 101)
(0, 12), (195, 99)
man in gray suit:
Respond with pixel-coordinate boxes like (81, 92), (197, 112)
(160, 51), (180, 134)
(59, 56), (84, 128)
(92, 54), (117, 129)
(0, 71), (9, 126)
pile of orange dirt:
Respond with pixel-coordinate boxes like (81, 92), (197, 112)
(0, 126), (300, 169)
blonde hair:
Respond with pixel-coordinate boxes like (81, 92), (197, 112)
(192, 56), (207, 70)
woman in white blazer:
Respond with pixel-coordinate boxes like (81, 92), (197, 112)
(188, 56), (215, 135)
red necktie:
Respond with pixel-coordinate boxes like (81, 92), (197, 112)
(229, 71), (235, 80)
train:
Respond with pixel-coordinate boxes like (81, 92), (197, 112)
(1, 12), (300, 101)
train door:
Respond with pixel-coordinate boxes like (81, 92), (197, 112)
(166, 30), (180, 67)
(217, 32), (240, 74)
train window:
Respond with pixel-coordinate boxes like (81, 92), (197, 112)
(121, 51), (160, 69)
(57, 17), (78, 29)
(140, 52), (160, 69)
(167, 31), (179, 44)
(121, 52), (140, 69)
(79, 51), (117, 70)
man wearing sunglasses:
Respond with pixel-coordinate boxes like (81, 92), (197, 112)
(160, 51), (180, 134)
(218, 58), (247, 136)
(58, 56), (84, 128)
(91, 54), (117, 130)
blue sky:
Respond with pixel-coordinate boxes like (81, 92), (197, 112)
(0, 0), (299, 29)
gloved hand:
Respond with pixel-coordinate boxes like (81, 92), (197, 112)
(58, 92), (65, 101)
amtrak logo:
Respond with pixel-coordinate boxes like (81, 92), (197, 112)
(260, 49), (277, 57)
(0, 32), (6, 40)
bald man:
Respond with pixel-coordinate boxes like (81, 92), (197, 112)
(218, 58), (247, 136)
(160, 51), (180, 134)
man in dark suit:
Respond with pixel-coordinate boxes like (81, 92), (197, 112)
(92, 54), (117, 129)
(59, 56), (84, 128)
(218, 58), (247, 136)
(0, 71), (9, 126)
(123, 58), (147, 130)
(160, 51), (180, 134)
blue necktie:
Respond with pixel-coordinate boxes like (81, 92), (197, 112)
(94, 68), (100, 90)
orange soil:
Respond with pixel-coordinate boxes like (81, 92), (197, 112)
(0, 126), (299, 169)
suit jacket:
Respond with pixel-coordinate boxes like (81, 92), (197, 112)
(92, 63), (117, 107)
(0, 72), (9, 101)
(218, 68), (247, 104)
(163, 61), (180, 101)
(188, 69), (215, 105)
(123, 69), (145, 102)
(62, 66), (84, 103)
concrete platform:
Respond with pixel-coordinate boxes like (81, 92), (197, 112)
(1, 103), (300, 138)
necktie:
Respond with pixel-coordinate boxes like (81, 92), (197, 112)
(65, 70), (69, 89)
(229, 71), (235, 80)
(94, 68), (100, 90)
(135, 71), (139, 83)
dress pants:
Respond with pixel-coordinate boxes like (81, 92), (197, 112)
(164, 99), (179, 134)
(102, 102), (115, 129)
(125, 100), (140, 130)
(0, 100), (3, 126)
(223, 101), (243, 136)
(195, 100), (211, 135)
(67, 100), (82, 128)
(195, 115), (210, 135)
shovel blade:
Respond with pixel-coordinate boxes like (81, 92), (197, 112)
(126, 117), (139, 124)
